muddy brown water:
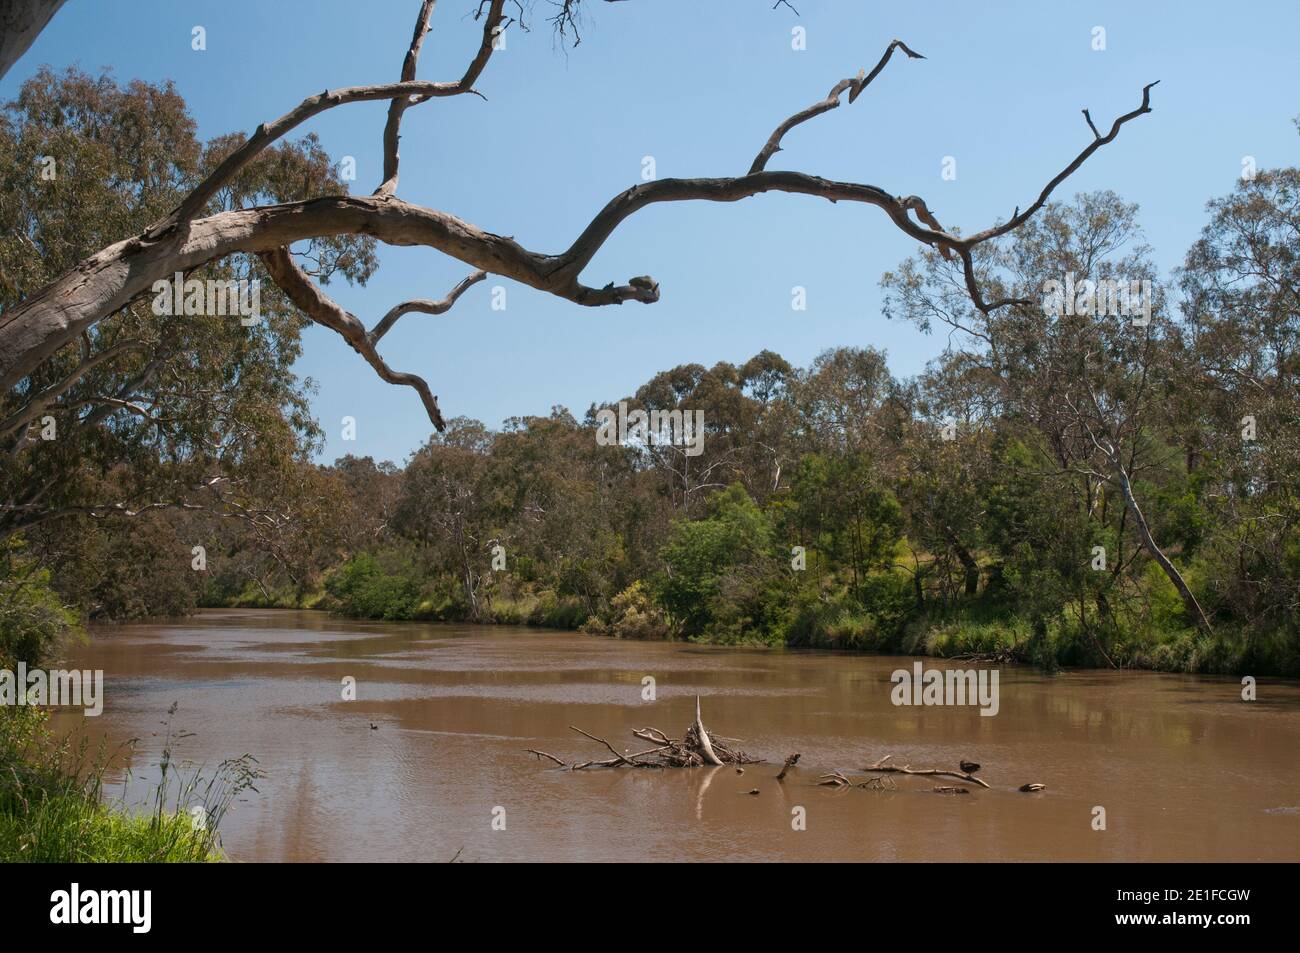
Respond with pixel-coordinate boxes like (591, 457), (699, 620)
(48, 608), (1300, 862)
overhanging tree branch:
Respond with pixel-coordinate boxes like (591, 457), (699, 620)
(966, 81), (1159, 246)
(158, 0), (507, 230)
(0, 5), (1157, 434)
(369, 270), (487, 344)
(258, 246), (454, 430)
(0, 0), (67, 80)
(376, 0), (440, 197)
(0, 339), (147, 440)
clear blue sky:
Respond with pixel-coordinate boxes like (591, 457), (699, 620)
(6, 0), (1298, 465)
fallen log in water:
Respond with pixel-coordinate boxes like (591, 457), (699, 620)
(817, 754), (990, 790)
(819, 771), (895, 790)
(525, 710), (1022, 794)
(859, 754), (991, 789)
(523, 696), (762, 769)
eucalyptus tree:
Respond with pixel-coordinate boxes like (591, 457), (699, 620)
(392, 418), (495, 618)
(883, 192), (1211, 635)
(0, 65), (375, 619)
(1179, 143), (1300, 636)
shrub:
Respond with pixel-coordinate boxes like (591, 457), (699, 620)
(527, 591), (591, 629)
(608, 582), (669, 639)
(324, 550), (423, 620)
(0, 543), (80, 668)
(654, 484), (773, 636)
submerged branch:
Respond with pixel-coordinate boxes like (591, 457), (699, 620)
(533, 700), (761, 769)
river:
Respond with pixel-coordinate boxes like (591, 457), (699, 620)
(49, 608), (1300, 862)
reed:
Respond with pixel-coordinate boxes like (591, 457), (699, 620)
(0, 702), (262, 862)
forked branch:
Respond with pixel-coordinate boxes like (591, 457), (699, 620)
(861, 754), (990, 788)
(749, 38), (925, 174)
(258, 246), (455, 430)
(966, 81), (1160, 245)
(159, 0), (507, 229)
(0, 10), (1157, 437)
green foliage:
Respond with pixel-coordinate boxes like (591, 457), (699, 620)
(789, 452), (904, 584)
(0, 541), (79, 668)
(654, 484), (774, 636)
(922, 617), (1029, 658)
(0, 704), (256, 862)
(324, 550), (423, 621)
(0, 799), (223, 863)
(87, 515), (202, 619)
(527, 591), (591, 629)
(592, 581), (670, 639)
(1, 67), (370, 611)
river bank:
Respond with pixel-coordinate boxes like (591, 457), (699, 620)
(205, 582), (1287, 679)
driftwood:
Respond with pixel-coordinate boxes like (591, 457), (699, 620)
(524, 697), (761, 770)
(819, 771), (855, 787)
(527, 711), (1038, 795)
(819, 771), (895, 790)
(525, 749), (568, 768)
(693, 696), (724, 766)
(859, 754), (991, 789)
(816, 754), (991, 790)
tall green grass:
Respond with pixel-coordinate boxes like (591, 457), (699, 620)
(0, 702), (262, 863)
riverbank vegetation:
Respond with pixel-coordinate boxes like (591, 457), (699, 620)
(0, 689), (252, 863)
(0, 560), (255, 861)
(0, 707), (215, 862)
(0, 701), (261, 861)
(2, 69), (1298, 677)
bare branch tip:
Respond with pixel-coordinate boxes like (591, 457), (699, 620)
(893, 39), (925, 59)
(1081, 108), (1101, 139)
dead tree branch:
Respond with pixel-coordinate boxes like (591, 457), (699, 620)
(775, 752), (800, 781)
(525, 749), (569, 768)
(536, 699), (761, 769)
(159, 0), (507, 229)
(860, 754), (990, 788)
(965, 80), (1159, 246)
(0, 6), (1157, 435)
(749, 39), (925, 174)
(0, 0), (67, 80)
(368, 270), (487, 343)
(376, 0), (439, 197)
(258, 246), (454, 430)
